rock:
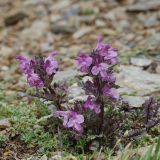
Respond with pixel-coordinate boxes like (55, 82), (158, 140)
(79, 15), (96, 24)
(130, 57), (152, 67)
(0, 119), (11, 129)
(50, 152), (62, 160)
(95, 19), (106, 27)
(122, 96), (148, 108)
(40, 43), (53, 52)
(156, 65), (160, 74)
(127, 1), (160, 12)
(0, 46), (13, 57)
(1, 66), (9, 71)
(68, 83), (85, 99)
(118, 20), (130, 31)
(144, 15), (158, 28)
(51, 22), (76, 34)
(143, 33), (160, 53)
(50, 14), (61, 23)
(4, 11), (28, 26)
(72, 27), (93, 39)
(54, 69), (77, 82)
(104, 11), (116, 21)
(89, 140), (100, 151)
(68, 82), (87, 104)
(48, 104), (57, 114)
(117, 66), (160, 96)
(39, 155), (47, 160)
(20, 20), (49, 40)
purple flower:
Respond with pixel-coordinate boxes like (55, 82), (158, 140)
(16, 54), (32, 74)
(84, 80), (94, 95)
(102, 72), (116, 82)
(104, 49), (118, 64)
(84, 96), (100, 114)
(55, 111), (84, 133)
(27, 73), (44, 88)
(102, 85), (119, 100)
(44, 52), (58, 75)
(95, 36), (118, 64)
(76, 53), (93, 72)
(91, 63), (108, 78)
(16, 54), (44, 88)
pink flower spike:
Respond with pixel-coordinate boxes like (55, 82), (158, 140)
(102, 85), (119, 100)
(55, 111), (84, 133)
(84, 96), (101, 114)
(91, 63), (108, 78)
(44, 52), (58, 75)
(76, 52), (93, 73)
(16, 54), (32, 74)
(27, 73), (44, 88)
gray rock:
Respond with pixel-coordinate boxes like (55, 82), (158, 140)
(51, 22), (76, 34)
(0, 119), (11, 129)
(89, 140), (100, 151)
(95, 19), (106, 27)
(72, 27), (93, 39)
(117, 66), (160, 96)
(4, 11), (28, 26)
(130, 57), (152, 67)
(20, 20), (49, 40)
(68, 83), (87, 104)
(0, 46), (13, 57)
(54, 69), (77, 82)
(156, 65), (160, 74)
(68, 83), (85, 99)
(122, 96), (148, 108)
(144, 15), (158, 28)
(127, 1), (160, 12)
(48, 104), (57, 114)
(39, 155), (47, 160)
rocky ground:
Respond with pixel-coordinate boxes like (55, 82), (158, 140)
(0, 0), (160, 159)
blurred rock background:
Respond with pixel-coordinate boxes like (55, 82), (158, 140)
(0, 0), (160, 108)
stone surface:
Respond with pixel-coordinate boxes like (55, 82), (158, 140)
(51, 22), (76, 34)
(144, 15), (158, 28)
(127, 1), (160, 12)
(68, 83), (85, 99)
(39, 155), (47, 160)
(0, 119), (11, 129)
(0, 46), (13, 57)
(156, 65), (160, 74)
(95, 19), (106, 27)
(117, 66), (160, 96)
(122, 96), (148, 108)
(20, 20), (49, 40)
(72, 27), (93, 39)
(130, 57), (152, 67)
(54, 69), (77, 82)
(4, 11), (28, 26)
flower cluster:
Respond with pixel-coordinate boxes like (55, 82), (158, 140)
(76, 36), (119, 116)
(16, 52), (58, 88)
(17, 37), (119, 134)
(16, 52), (85, 133)
(55, 111), (84, 133)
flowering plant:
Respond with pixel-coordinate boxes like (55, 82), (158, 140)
(76, 36), (119, 133)
(16, 37), (160, 152)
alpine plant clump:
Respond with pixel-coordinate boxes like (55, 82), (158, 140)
(16, 37), (119, 134)
(76, 36), (119, 133)
(16, 37), (160, 151)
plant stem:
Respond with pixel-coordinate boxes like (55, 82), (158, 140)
(95, 76), (104, 134)
(99, 99), (104, 133)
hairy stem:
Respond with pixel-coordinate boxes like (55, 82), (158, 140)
(99, 100), (104, 133)
(95, 76), (104, 134)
